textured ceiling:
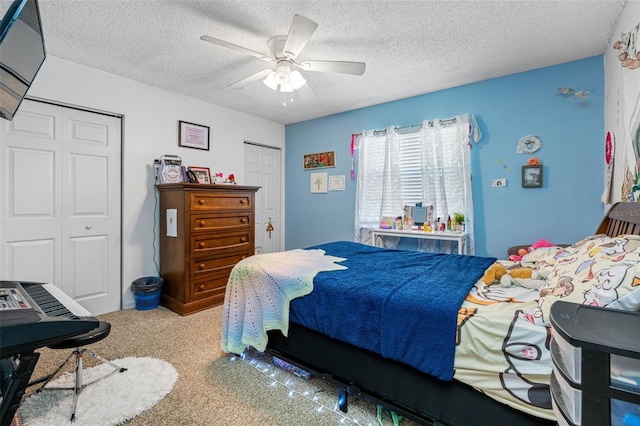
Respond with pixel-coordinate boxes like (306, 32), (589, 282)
(3, 0), (627, 124)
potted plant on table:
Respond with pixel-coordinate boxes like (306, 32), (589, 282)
(453, 212), (465, 232)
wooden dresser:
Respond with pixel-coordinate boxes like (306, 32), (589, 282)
(156, 183), (260, 315)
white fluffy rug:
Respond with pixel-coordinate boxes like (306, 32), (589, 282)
(19, 357), (178, 426)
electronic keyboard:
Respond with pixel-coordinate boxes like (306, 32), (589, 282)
(0, 281), (99, 359)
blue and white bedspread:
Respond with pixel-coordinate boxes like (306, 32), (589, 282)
(221, 248), (347, 355)
(222, 241), (496, 381)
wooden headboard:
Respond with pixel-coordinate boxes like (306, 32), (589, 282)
(596, 202), (640, 237)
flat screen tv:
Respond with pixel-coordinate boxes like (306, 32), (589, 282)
(0, 0), (46, 121)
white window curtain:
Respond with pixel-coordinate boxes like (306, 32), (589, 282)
(354, 114), (478, 254)
(354, 127), (403, 245)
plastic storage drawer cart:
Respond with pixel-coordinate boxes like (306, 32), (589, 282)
(550, 301), (640, 426)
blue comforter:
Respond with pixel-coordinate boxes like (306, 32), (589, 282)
(289, 241), (496, 381)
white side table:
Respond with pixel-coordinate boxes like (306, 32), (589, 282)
(371, 228), (467, 255)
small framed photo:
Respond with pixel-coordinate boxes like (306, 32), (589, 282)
(188, 166), (212, 184)
(310, 172), (328, 193)
(329, 175), (346, 191)
(304, 151), (335, 170)
(179, 120), (210, 150)
(522, 165), (542, 188)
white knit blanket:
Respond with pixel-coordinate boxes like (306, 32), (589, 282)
(221, 249), (347, 354)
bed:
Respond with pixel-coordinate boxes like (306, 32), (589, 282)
(221, 201), (640, 425)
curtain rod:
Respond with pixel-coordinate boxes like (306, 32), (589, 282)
(352, 117), (457, 137)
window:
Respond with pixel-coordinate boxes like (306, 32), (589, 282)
(355, 115), (476, 253)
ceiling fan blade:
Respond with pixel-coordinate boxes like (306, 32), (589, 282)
(299, 60), (366, 76)
(200, 35), (272, 62)
(228, 69), (272, 89)
(283, 15), (318, 58)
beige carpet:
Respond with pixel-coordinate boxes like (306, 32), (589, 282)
(20, 305), (419, 426)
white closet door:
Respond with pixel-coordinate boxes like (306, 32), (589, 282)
(244, 143), (281, 254)
(61, 107), (121, 314)
(1, 101), (63, 284)
(1, 100), (121, 315)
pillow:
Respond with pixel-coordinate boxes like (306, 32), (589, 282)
(539, 235), (640, 318)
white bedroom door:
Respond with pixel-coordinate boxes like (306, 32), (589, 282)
(0, 100), (122, 315)
(244, 142), (281, 254)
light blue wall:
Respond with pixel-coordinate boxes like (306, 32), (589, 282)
(285, 56), (604, 258)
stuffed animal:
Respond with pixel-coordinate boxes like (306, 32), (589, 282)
(482, 263), (550, 290)
(500, 268), (550, 290)
(482, 263), (508, 284)
(508, 238), (557, 262)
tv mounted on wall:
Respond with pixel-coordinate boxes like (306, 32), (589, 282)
(0, 0), (46, 121)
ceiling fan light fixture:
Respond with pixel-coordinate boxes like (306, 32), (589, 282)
(263, 71), (278, 90)
(289, 70), (306, 90)
(263, 65), (306, 92)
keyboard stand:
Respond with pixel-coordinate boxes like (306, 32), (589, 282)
(0, 351), (40, 426)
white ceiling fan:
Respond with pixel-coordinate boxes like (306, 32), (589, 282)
(200, 15), (366, 97)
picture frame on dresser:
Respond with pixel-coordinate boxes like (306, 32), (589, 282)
(188, 166), (211, 184)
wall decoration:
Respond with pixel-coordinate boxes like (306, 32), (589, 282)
(516, 135), (541, 154)
(188, 166), (211, 184)
(601, 131), (615, 203)
(522, 165), (543, 188)
(304, 151), (335, 169)
(310, 172), (328, 193)
(557, 87), (591, 99)
(498, 158), (513, 173)
(612, 21), (640, 69)
(329, 175), (346, 191)
(179, 120), (210, 150)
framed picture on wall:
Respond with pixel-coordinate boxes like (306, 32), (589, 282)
(179, 120), (210, 150)
(304, 151), (335, 169)
(188, 166), (211, 184)
(310, 172), (328, 193)
(522, 165), (542, 188)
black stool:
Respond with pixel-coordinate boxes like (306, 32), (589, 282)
(34, 321), (127, 422)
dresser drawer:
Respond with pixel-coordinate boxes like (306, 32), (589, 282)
(190, 192), (252, 212)
(191, 213), (252, 233)
(190, 251), (249, 279)
(192, 231), (251, 254)
(191, 273), (229, 299)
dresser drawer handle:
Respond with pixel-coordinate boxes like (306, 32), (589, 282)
(240, 199), (247, 204)
(241, 255), (247, 260)
(199, 284), (205, 290)
(240, 218), (247, 224)
(199, 263), (205, 270)
(199, 199), (205, 205)
(240, 237), (247, 242)
(200, 220), (206, 227)
(199, 242), (206, 248)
